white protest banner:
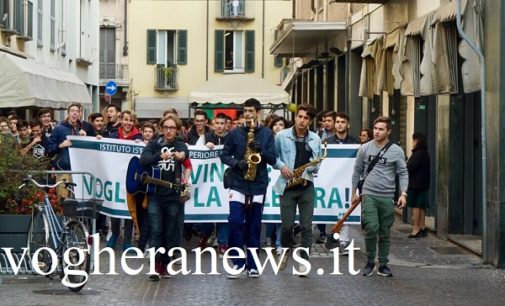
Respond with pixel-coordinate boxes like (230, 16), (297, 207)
(68, 136), (360, 224)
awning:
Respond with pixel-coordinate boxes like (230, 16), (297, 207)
(405, 13), (429, 36)
(432, 0), (468, 24)
(189, 74), (289, 105)
(0, 52), (91, 109)
(270, 19), (346, 56)
(134, 97), (190, 119)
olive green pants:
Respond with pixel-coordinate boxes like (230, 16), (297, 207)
(361, 195), (395, 265)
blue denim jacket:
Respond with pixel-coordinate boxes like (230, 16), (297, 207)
(273, 127), (322, 196)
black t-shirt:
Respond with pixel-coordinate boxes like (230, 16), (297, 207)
(293, 134), (311, 169)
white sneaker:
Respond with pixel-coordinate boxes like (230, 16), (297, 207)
(298, 264), (309, 277)
(276, 246), (282, 256)
(247, 269), (260, 278)
(278, 252), (289, 271)
(226, 265), (246, 279)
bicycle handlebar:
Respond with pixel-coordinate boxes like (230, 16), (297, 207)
(18, 176), (77, 190)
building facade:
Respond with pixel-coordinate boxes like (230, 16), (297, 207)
(99, 0), (129, 112)
(128, 0), (291, 119)
(272, 0), (504, 268)
(0, 0), (99, 119)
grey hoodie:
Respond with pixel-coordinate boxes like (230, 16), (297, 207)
(351, 140), (409, 198)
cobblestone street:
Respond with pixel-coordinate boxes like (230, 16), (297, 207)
(1, 217), (504, 306)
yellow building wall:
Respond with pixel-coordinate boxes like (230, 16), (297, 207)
(128, 0), (291, 112)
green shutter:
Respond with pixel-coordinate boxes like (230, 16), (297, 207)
(15, 0), (24, 34)
(27, 1), (33, 38)
(274, 55), (283, 68)
(0, 1), (3, 27)
(215, 30), (224, 72)
(146, 29), (157, 65)
(245, 30), (255, 73)
(177, 30), (187, 65)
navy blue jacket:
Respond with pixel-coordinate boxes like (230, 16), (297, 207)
(48, 121), (83, 170)
(220, 124), (276, 195)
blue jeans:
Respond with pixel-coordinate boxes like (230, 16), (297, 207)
(265, 223), (281, 247)
(228, 200), (263, 270)
(148, 195), (183, 264)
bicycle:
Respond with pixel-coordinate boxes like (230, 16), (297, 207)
(20, 176), (91, 292)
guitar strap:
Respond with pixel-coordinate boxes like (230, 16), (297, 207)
(358, 141), (393, 194)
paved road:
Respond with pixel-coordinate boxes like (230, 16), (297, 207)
(1, 219), (504, 306)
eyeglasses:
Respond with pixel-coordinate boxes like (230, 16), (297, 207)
(162, 126), (178, 131)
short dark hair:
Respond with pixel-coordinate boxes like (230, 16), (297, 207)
(413, 131), (427, 149)
(106, 104), (121, 113)
(29, 119), (41, 129)
(38, 108), (52, 118)
(215, 113), (228, 121)
(67, 103), (82, 112)
(335, 112), (350, 122)
(244, 98), (261, 111)
(141, 121), (155, 131)
(268, 117), (292, 130)
(8, 115), (20, 122)
(323, 111), (337, 121)
(16, 119), (28, 130)
(296, 104), (317, 120)
(374, 116), (392, 130)
(88, 112), (103, 122)
(194, 110), (208, 120)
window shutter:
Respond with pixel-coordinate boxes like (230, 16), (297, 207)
(27, 1), (33, 38)
(245, 30), (255, 73)
(215, 30), (224, 72)
(15, 0), (24, 34)
(0, 1), (4, 27)
(177, 30), (188, 65)
(147, 29), (157, 65)
(274, 55), (283, 68)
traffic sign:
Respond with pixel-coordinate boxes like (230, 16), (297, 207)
(105, 80), (118, 96)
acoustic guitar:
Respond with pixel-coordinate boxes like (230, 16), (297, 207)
(125, 156), (181, 195)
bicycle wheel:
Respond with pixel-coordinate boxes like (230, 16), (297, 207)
(63, 220), (90, 292)
(26, 208), (52, 274)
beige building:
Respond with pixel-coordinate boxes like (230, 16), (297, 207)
(271, 0), (503, 267)
(127, 0), (291, 119)
(0, 0), (99, 119)
(99, 0), (129, 111)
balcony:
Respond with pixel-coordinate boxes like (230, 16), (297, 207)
(99, 63), (129, 86)
(216, 0), (254, 21)
(332, 1), (386, 3)
(155, 64), (178, 91)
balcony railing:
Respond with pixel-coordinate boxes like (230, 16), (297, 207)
(155, 64), (178, 91)
(100, 63), (129, 81)
(217, 0), (254, 20)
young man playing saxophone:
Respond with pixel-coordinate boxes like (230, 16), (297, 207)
(273, 104), (322, 276)
(220, 98), (276, 278)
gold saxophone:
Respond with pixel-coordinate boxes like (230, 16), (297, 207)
(285, 142), (328, 190)
(244, 118), (262, 181)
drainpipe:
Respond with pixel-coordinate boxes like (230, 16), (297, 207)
(123, 0), (128, 56)
(456, 0), (487, 260)
(206, 0), (209, 81)
(261, 0), (265, 78)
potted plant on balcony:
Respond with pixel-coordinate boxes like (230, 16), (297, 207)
(0, 142), (54, 251)
(161, 65), (175, 80)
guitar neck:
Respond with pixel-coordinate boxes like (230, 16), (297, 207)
(142, 175), (178, 189)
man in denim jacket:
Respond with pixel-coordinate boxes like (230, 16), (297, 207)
(273, 104), (322, 276)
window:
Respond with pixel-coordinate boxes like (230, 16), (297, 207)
(50, 0), (55, 50)
(100, 27), (116, 79)
(0, 0), (9, 28)
(27, 0), (33, 38)
(224, 30), (243, 71)
(157, 30), (177, 67)
(215, 30), (254, 73)
(37, 0), (42, 45)
(146, 29), (187, 66)
(14, 0), (24, 34)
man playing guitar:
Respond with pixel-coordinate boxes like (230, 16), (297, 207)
(140, 114), (189, 281)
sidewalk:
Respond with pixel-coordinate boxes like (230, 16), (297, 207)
(311, 215), (485, 269)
